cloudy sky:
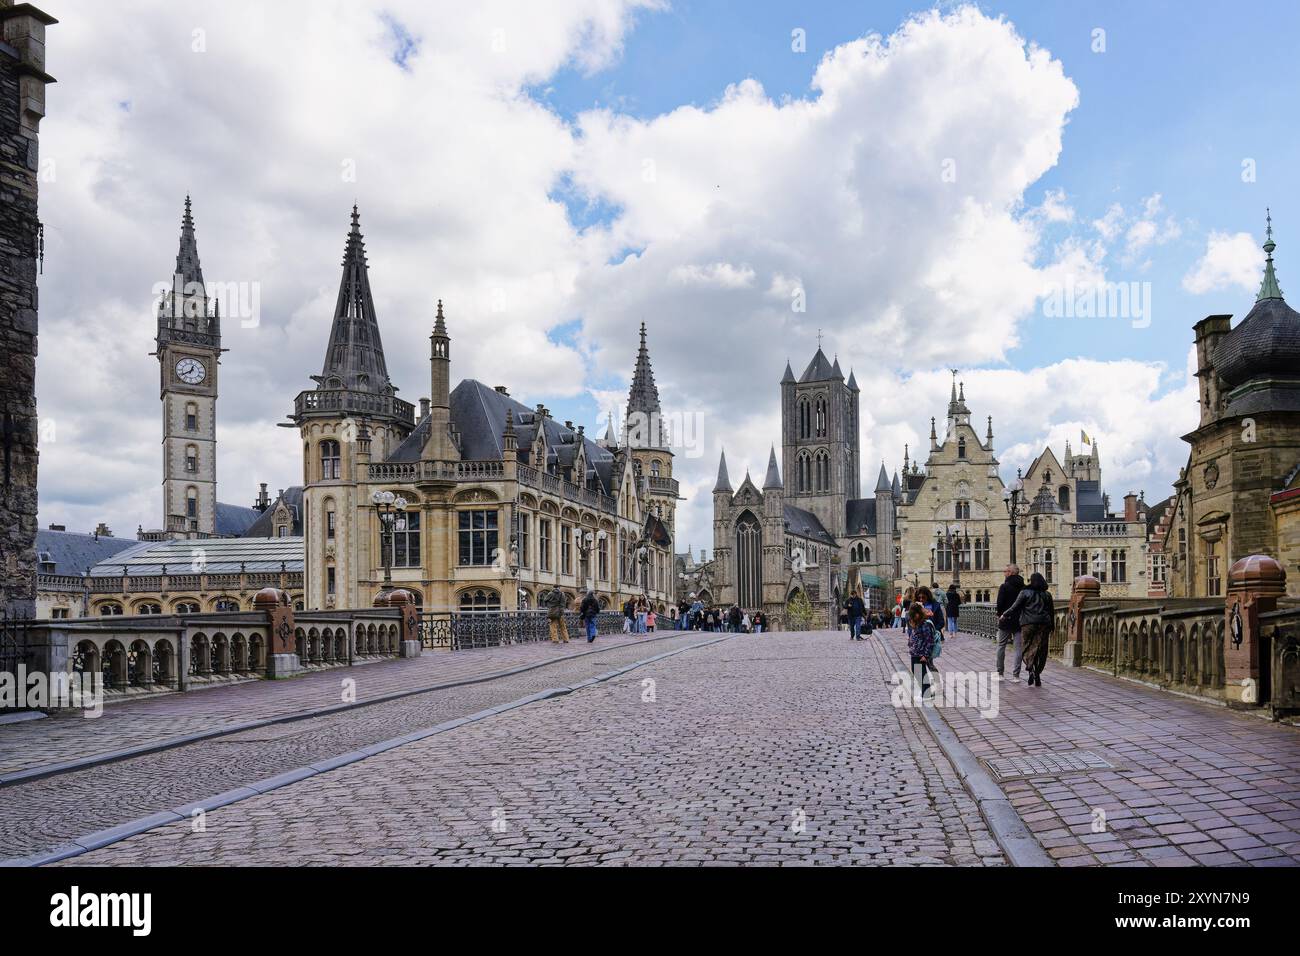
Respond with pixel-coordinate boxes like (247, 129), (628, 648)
(34, 0), (1300, 556)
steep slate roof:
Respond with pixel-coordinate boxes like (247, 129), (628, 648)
(1145, 495), (1173, 536)
(1074, 480), (1106, 521)
(625, 322), (664, 446)
(714, 449), (733, 493)
(403, 379), (620, 495)
(783, 504), (836, 546)
(240, 486), (306, 538)
(762, 447), (782, 490)
(35, 529), (137, 576)
(215, 502), (262, 536)
(799, 348), (836, 383)
(317, 206), (393, 393)
(845, 499), (878, 536)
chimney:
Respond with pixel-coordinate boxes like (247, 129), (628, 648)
(494, 385), (509, 395)
(254, 483), (270, 511)
(419, 397), (430, 419)
(93, 522), (111, 537)
(1123, 493), (1138, 523)
(564, 420), (573, 430)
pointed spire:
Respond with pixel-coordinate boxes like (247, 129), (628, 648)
(434, 298), (447, 335)
(903, 443), (910, 469)
(175, 194), (204, 289)
(625, 321), (664, 448)
(319, 205), (393, 395)
(874, 461), (891, 493)
(846, 368), (859, 391)
(1258, 208), (1284, 301)
(800, 348), (835, 382)
(986, 415), (993, 445)
(831, 356), (844, 379)
(891, 470), (900, 498)
(713, 448), (733, 494)
(781, 360), (796, 384)
(763, 445), (783, 490)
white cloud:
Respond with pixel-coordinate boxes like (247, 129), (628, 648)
(35, 1), (1196, 560)
(1182, 230), (1264, 295)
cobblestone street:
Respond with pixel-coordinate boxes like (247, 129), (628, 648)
(46, 630), (1005, 866)
(8, 627), (1300, 867)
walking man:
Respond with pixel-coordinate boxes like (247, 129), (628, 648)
(545, 588), (569, 644)
(846, 591), (866, 641)
(579, 590), (600, 643)
(944, 583), (962, 635)
(995, 564), (1026, 681)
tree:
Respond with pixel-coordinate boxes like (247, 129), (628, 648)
(785, 590), (816, 632)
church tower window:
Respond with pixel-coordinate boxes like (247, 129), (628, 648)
(185, 445), (198, 473)
(735, 511), (763, 609)
(958, 437), (967, 458)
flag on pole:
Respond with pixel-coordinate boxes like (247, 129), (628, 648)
(1081, 429), (1091, 446)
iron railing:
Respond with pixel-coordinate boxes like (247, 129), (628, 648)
(418, 609), (625, 651)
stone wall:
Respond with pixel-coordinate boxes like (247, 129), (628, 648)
(0, 4), (54, 620)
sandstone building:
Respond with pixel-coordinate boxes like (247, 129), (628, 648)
(1165, 218), (1300, 598)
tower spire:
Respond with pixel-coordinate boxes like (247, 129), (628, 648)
(713, 448), (733, 494)
(624, 321), (664, 448)
(1258, 208), (1284, 301)
(763, 446), (783, 490)
(175, 194), (204, 290)
(318, 205), (392, 394)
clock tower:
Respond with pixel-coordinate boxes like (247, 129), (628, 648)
(155, 196), (222, 538)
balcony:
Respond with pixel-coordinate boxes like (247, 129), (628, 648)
(647, 476), (681, 497)
(294, 388), (415, 428)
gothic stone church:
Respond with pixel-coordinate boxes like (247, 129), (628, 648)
(711, 350), (898, 626)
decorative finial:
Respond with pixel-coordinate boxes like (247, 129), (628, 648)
(816, 328), (823, 349)
(1258, 209), (1283, 301)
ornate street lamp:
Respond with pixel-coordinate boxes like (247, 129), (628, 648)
(1002, 469), (1029, 565)
(928, 544), (936, 587)
(574, 527), (607, 595)
(371, 489), (408, 596)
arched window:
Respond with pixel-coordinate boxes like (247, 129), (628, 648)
(98, 602), (123, 615)
(815, 397), (827, 437)
(650, 459), (661, 478)
(799, 399), (810, 439)
(459, 588), (501, 611)
(958, 437), (967, 459)
(320, 440), (341, 480)
(1058, 486), (1070, 510)
(175, 601), (200, 614)
(735, 511), (763, 609)
(185, 444), (198, 473)
(186, 487), (198, 519)
(136, 603), (162, 615)
(185, 402), (198, 431)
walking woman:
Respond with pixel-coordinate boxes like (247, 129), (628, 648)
(999, 572), (1055, 687)
(906, 603), (938, 700)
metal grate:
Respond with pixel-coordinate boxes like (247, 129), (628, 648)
(985, 750), (1115, 781)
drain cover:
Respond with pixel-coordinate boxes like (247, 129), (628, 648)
(985, 750), (1114, 781)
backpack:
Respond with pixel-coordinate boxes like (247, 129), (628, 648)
(930, 630), (943, 660)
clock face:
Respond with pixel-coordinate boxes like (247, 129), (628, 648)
(175, 357), (206, 385)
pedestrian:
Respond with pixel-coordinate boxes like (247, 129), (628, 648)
(915, 585), (947, 633)
(579, 590), (600, 643)
(846, 591), (866, 640)
(646, 607), (656, 633)
(622, 598), (634, 634)
(944, 583), (962, 635)
(635, 597), (648, 634)
(906, 602), (937, 700)
(728, 604), (742, 633)
(545, 588), (569, 644)
(752, 610), (765, 634)
(1000, 571), (1055, 687)
(892, 601), (904, 629)
(741, 610), (751, 633)
(994, 564), (1026, 682)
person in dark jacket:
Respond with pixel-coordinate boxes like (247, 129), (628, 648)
(994, 565), (1026, 681)
(915, 586), (946, 632)
(845, 593), (867, 640)
(579, 591), (601, 643)
(944, 584), (961, 635)
(1000, 571), (1055, 686)
(906, 603), (938, 699)
(729, 605), (742, 632)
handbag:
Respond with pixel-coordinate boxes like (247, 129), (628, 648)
(930, 630), (943, 660)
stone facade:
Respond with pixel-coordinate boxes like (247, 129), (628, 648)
(711, 349), (897, 627)
(293, 210), (676, 613)
(0, 2), (54, 620)
(1164, 221), (1300, 600)
(897, 379), (1148, 603)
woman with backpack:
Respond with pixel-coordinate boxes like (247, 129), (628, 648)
(906, 603), (938, 700)
(999, 572), (1055, 687)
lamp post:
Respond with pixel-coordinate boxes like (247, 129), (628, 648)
(574, 527), (607, 595)
(1002, 469), (1029, 565)
(636, 540), (650, 597)
(935, 522), (967, 587)
(371, 489), (408, 596)
(928, 544), (936, 587)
